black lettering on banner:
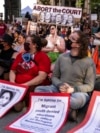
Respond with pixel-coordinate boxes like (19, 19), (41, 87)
(33, 5), (82, 16)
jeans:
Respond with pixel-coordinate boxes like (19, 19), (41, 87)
(34, 85), (90, 109)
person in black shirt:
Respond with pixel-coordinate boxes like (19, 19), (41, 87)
(0, 34), (18, 79)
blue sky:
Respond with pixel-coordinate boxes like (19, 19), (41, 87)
(0, 0), (37, 15)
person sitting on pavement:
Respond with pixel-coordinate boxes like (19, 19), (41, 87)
(34, 30), (96, 121)
(0, 33), (18, 79)
(9, 35), (51, 112)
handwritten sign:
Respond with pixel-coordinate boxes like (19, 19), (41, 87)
(7, 93), (70, 133)
(0, 80), (28, 118)
(68, 91), (100, 133)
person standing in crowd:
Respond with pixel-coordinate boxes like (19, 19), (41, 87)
(9, 35), (51, 111)
(42, 25), (65, 71)
(0, 20), (7, 38)
(0, 34), (18, 79)
(91, 21), (99, 34)
(25, 11), (32, 21)
(34, 30), (96, 121)
(16, 21), (22, 32)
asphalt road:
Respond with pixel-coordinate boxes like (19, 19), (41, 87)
(0, 108), (85, 133)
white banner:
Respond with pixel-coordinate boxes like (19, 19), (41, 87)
(0, 80), (28, 118)
(68, 91), (100, 133)
(32, 4), (82, 26)
(7, 93), (70, 133)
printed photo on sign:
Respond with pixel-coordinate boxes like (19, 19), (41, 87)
(68, 91), (100, 133)
(0, 80), (28, 118)
(7, 93), (70, 133)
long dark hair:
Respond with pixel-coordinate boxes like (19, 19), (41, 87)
(74, 30), (89, 58)
(31, 34), (47, 51)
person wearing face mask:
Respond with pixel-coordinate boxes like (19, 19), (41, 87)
(9, 35), (51, 112)
(34, 31), (96, 121)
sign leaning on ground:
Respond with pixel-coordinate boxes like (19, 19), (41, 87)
(0, 80), (28, 118)
(68, 91), (100, 133)
(32, 4), (82, 26)
(6, 93), (70, 133)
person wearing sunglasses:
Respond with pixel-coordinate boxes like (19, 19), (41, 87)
(42, 25), (65, 71)
(35, 30), (96, 121)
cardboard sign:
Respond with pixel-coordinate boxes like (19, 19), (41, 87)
(0, 80), (28, 118)
(68, 91), (100, 133)
(6, 93), (70, 133)
(32, 4), (82, 26)
(26, 21), (37, 35)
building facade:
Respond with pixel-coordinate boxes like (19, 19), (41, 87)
(4, 0), (21, 22)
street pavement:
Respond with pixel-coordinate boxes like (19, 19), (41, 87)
(0, 108), (86, 133)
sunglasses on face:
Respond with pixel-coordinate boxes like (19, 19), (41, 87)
(50, 27), (55, 30)
(69, 36), (79, 43)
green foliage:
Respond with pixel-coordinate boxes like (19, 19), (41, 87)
(91, 0), (100, 11)
(76, 0), (84, 8)
(40, 0), (50, 5)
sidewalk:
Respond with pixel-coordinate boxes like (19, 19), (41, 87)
(0, 108), (86, 133)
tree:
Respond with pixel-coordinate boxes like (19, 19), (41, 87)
(76, 0), (84, 8)
(91, 0), (100, 11)
(40, 0), (50, 5)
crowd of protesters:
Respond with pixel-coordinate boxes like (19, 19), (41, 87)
(0, 14), (100, 121)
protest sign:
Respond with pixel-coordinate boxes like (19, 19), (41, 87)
(7, 93), (70, 133)
(26, 21), (37, 35)
(0, 80), (28, 118)
(68, 91), (100, 133)
(32, 4), (82, 26)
